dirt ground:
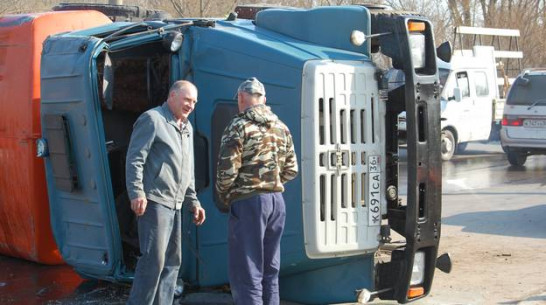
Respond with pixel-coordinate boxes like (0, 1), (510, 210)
(426, 228), (546, 304)
(411, 188), (546, 305)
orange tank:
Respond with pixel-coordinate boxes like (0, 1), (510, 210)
(0, 11), (111, 264)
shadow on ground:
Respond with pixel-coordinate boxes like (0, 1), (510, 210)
(498, 292), (546, 304)
(443, 204), (546, 239)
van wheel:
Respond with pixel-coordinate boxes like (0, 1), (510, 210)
(441, 130), (456, 161)
(507, 152), (527, 166)
(456, 142), (468, 153)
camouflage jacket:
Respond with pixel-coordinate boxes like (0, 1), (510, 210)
(216, 104), (298, 207)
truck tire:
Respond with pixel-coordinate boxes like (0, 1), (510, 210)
(507, 152), (527, 166)
(441, 129), (456, 161)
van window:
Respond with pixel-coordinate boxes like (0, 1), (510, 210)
(456, 72), (470, 97)
(507, 74), (546, 105)
(474, 71), (489, 97)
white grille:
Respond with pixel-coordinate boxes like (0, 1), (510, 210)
(301, 60), (385, 258)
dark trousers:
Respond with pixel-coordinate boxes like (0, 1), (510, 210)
(228, 192), (286, 305)
(127, 201), (181, 305)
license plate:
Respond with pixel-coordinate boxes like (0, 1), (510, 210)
(524, 119), (546, 128)
(368, 155), (381, 227)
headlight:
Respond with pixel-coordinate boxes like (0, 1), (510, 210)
(409, 33), (426, 69)
(350, 30), (366, 47)
(162, 31), (183, 52)
(410, 251), (425, 285)
(36, 138), (49, 158)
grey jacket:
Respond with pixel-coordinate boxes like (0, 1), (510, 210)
(125, 102), (200, 210)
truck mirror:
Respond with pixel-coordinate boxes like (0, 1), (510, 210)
(103, 53), (114, 110)
(226, 12), (237, 21)
(436, 41), (452, 63)
(436, 253), (452, 273)
(453, 87), (462, 102)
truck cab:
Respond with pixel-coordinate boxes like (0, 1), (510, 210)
(37, 5), (447, 304)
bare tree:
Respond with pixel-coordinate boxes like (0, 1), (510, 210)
(0, 0), (41, 15)
(384, 0), (453, 45)
(471, 0), (546, 67)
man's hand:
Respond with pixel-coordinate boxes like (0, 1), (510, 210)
(131, 197), (147, 216)
(192, 206), (206, 226)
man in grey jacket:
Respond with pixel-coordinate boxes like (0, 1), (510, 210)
(126, 80), (206, 305)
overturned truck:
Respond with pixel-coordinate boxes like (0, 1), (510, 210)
(38, 5), (449, 304)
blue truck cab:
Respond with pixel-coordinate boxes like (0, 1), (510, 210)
(39, 5), (447, 304)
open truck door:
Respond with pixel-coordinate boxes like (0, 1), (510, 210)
(38, 21), (194, 281)
(39, 36), (122, 279)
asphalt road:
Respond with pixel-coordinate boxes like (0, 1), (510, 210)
(411, 142), (546, 305)
(1, 142), (545, 305)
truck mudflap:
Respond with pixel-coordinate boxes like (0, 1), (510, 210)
(369, 11), (444, 303)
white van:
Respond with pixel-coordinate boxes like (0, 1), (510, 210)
(398, 46), (502, 160)
(438, 46), (500, 160)
(500, 69), (546, 166)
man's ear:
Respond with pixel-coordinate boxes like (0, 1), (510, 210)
(263, 96), (267, 104)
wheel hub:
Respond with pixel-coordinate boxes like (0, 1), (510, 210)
(442, 137), (453, 154)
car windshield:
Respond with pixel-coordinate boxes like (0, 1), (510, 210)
(506, 74), (546, 105)
(438, 68), (450, 88)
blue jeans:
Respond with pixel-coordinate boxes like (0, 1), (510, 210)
(127, 201), (181, 305)
(228, 192), (286, 305)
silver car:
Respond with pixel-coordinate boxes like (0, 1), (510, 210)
(500, 69), (546, 166)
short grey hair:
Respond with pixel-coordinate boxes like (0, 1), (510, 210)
(169, 80), (197, 95)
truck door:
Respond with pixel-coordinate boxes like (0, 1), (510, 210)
(40, 36), (120, 279)
(468, 70), (493, 140)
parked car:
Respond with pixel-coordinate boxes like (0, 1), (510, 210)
(500, 69), (546, 166)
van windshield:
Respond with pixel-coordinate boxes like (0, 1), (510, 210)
(439, 68), (450, 88)
(507, 74), (546, 105)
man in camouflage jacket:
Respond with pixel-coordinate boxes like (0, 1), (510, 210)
(216, 77), (298, 305)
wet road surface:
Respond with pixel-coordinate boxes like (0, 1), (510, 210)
(413, 142), (546, 305)
(0, 255), (129, 304)
(1, 142), (545, 304)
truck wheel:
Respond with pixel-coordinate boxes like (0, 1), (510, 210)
(507, 152), (527, 166)
(456, 142), (468, 153)
(441, 130), (456, 161)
